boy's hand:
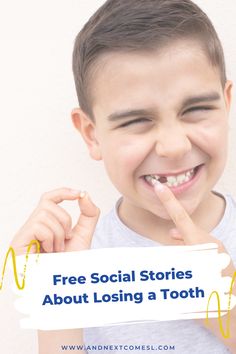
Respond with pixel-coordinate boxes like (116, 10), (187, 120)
(154, 182), (236, 352)
(153, 181), (235, 273)
(11, 188), (100, 255)
(154, 182), (226, 249)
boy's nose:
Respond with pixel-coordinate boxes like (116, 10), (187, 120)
(155, 124), (192, 159)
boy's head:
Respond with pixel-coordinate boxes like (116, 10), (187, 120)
(72, 0), (227, 120)
(71, 0), (232, 221)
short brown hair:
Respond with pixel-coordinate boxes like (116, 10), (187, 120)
(72, 0), (226, 121)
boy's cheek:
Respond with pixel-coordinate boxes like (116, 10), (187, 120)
(190, 125), (227, 157)
(103, 138), (149, 168)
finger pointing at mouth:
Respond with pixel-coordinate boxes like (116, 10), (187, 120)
(153, 180), (212, 245)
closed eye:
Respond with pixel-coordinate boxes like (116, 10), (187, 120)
(119, 117), (151, 128)
(184, 106), (214, 114)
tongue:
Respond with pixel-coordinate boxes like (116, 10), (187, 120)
(159, 176), (167, 183)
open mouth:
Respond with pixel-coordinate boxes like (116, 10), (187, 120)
(143, 165), (202, 189)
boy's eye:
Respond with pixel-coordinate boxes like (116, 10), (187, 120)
(184, 106), (213, 114)
(118, 117), (151, 128)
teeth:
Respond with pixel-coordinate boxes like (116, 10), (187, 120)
(145, 175), (154, 184)
(166, 176), (176, 184)
(145, 168), (196, 188)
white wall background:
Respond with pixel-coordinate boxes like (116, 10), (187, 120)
(0, 1), (235, 353)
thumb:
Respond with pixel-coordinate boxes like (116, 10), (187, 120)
(169, 228), (184, 241)
(65, 191), (100, 252)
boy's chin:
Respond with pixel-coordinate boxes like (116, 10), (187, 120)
(151, 201), (197, 221)
(151, 208), (173, 221)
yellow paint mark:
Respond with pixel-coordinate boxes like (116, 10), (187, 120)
(206, 271), (236, 338)
(0, 240), (40, 290)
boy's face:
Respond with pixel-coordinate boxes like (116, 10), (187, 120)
(73, 40), (232, 220)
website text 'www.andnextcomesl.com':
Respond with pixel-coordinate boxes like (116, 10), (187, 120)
(61, 344), (175, 351)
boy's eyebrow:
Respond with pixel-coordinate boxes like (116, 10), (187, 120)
(107, 109), (156, 122)
(107, 91), (221, 122)
(181, 91), (221, 107)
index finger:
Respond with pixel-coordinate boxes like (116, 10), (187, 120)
(154, 181), (198, 243)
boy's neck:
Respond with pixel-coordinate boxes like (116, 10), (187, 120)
(117, 192), (226, 245)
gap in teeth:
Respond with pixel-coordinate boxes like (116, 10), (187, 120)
(145, 168), (195, 187)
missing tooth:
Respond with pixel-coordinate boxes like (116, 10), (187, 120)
(159, 176), (167, 183)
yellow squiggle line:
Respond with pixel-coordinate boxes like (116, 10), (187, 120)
(0, 240), (40, 290)
(205, 271), (236, 338)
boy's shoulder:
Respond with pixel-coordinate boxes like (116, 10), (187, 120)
(211, 193), (236, 265)
(212, 193), (236, 237)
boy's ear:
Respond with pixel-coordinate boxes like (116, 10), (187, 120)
(71, 108), (102, 161)
(224, 80), (233, 113)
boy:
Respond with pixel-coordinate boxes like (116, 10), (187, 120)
(11, 0), (236, 353)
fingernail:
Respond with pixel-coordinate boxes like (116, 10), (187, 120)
(70, 189), (81, 196)
(154, 180), (165, 192)
(79, 191), (87, 198)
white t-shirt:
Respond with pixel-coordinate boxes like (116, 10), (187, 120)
(84, 193), (236, 354)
